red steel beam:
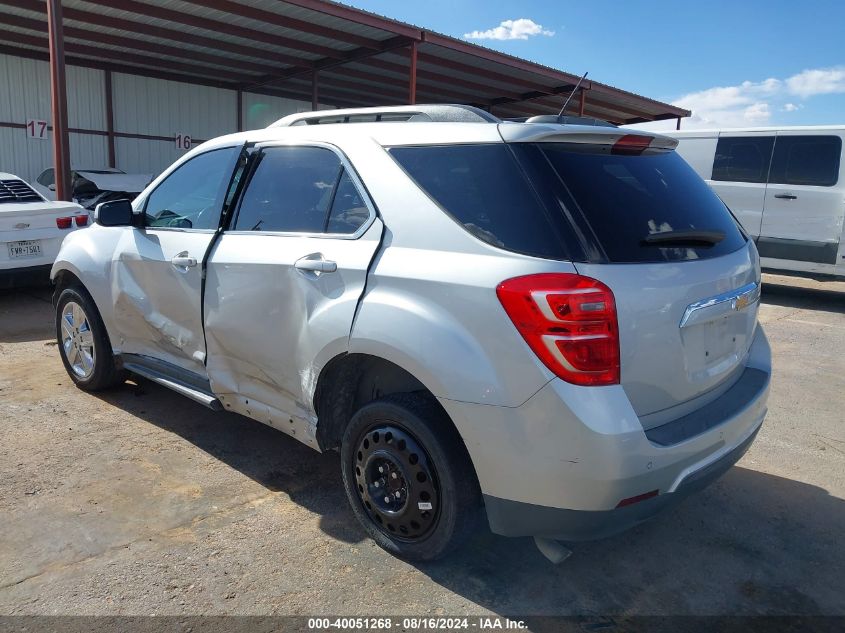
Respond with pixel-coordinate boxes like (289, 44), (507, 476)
(360, 57), (523, 102)
(3, 0), (327, 63)
(311, 71), (319, 111)
(579, 88), (586, 116)
(236, 87), (243, 132)
(277, 0), (423, 40)
(181, 0), (382, 49)
(103, 0), (341, 59)
(244, 35), (412, 90)
(408, 40), (417, 105)
(0, 12), (286, 77)
(0, 29), (258, 83)
(319, 65), (482, 103)
(104, 69), (116, 167)
(46, 0), (71, 201)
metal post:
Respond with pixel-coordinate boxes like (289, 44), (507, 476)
(104, 69), (115, 168)
(579, 88), (586, 117)
(311, 71), (319, 111)
(46, 0), (71, 201)
(408, 40), (418, 105)
(236, 87), (243, 131)
(676, 117), (681, 130)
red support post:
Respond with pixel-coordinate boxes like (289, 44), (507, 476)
(236, 87), (243, 131)
(104, 69), (115, 167)
(311, 70), (319, 111)
(579, 88), (586, 117)
(408, 40), (417, 105)
(46, 0), (71, 201)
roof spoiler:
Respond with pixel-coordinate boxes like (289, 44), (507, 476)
(270, 104), (500, 127)
(498, 123), (679, 151)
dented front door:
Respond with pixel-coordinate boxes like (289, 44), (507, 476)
(112, 228), (215, 374)
(111, 145), (242, 374)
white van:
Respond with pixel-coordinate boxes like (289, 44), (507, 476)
(667, 126), (845, 278)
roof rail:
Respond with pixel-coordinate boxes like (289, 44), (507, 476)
(504, 115), (617, 128)
(270, 104), (500, 127)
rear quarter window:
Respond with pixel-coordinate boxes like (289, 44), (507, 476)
(390, 144), (573, 260)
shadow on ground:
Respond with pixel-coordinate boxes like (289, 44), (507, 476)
(0, 286), (54, 343)
(761, 281), (845, 314)
(94, 378), (845, 616)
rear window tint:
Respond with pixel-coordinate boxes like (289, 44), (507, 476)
(769, 135), (841, 186)
(712, 136), (775, 183)
(390, 144), (572, 260)
(529, 144), (747, 263)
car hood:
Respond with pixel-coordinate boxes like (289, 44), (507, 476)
(76, 171), (152, 193)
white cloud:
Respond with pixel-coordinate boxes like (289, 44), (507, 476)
(786, 67), (845, 98)
(628, 67), (841, 131)
(464, 18), (555, 41)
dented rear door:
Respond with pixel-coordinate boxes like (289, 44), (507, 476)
(204, 143), (382, 427)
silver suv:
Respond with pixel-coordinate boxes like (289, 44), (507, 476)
(51, 105), (771, 561)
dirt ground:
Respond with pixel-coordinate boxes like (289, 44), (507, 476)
(0, 273), (843, 617)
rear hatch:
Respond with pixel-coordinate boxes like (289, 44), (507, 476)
(501, 126), (759, 418)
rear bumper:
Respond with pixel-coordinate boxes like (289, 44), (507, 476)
(483, 421), (760, 541)
(0, 264), (53, 289)
(438, 326), (771, 540)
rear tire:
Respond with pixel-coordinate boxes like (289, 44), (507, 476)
(340, 392), (482, 561)
(55, 285), (126, 391)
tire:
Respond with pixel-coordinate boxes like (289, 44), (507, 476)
(55, 285), (126, 391)
(340, 392), (482, 561)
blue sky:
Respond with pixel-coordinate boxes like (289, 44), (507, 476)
(342, 0), (845, 129)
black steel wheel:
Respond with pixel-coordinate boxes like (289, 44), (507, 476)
(354, 424), (440, 541)
(340, 392), (482, 561)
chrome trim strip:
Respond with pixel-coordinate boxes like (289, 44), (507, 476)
(679, 282), (760, 328)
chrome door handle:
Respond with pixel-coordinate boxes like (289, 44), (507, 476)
(774, 193), (797, 200)
(171, 253), (197, 268)
(294, 255), (337, 273)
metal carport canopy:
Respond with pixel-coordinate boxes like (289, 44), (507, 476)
(0, 0), (689, 122)
(0, 0), (689, 198)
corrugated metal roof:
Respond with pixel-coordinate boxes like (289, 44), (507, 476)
(0, 0), (689, 123)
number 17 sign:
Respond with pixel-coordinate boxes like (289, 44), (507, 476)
(26, 119), (49, 140)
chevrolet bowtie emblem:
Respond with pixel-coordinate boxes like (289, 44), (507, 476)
(734, 294), (750, 310)
(14, 222), (30, 229)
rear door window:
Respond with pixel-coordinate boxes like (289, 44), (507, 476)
(233, 146), (340, 233)
(769, 135), (841, 186)
(712, 136), (775, 183)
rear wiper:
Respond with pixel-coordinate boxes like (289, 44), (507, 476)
(641, 230), (726, 247)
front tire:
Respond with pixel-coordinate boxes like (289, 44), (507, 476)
(55, 285), (125, 391)
(340, 393), (482, 561)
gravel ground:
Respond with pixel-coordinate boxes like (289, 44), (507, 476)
(0, 273), (843, 617)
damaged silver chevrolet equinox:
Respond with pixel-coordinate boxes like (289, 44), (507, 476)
(52, 105), (770, 561)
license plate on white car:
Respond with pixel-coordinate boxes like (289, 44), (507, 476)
(7, 240), (42, 259)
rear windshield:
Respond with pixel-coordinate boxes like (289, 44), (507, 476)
(391, 143), (746, 263)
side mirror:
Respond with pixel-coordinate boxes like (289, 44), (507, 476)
(47, 183), (56, 191)
(95, 199), (134, 227)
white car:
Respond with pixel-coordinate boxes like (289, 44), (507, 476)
(0, 173), (89, 288)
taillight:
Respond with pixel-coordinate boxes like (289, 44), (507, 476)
(496, 273), (620, 386)
(612, 134), (652, 155)
(56, 217), (73, 229)
(74, 214), (89, 227)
